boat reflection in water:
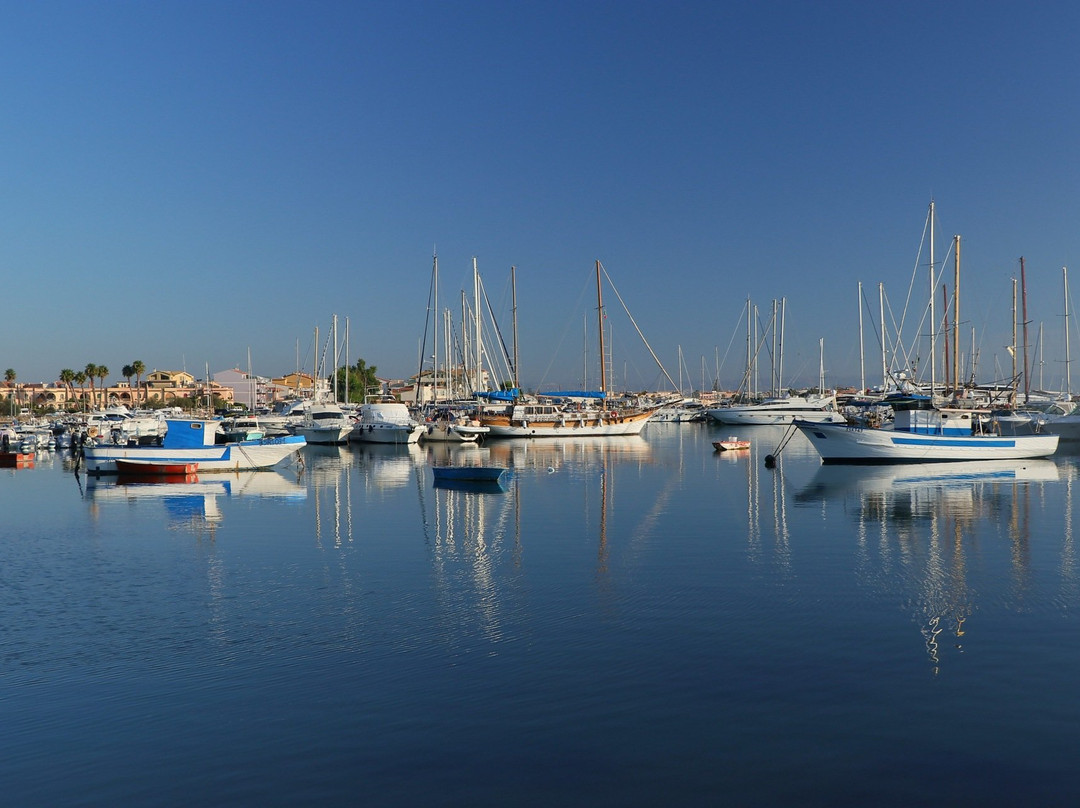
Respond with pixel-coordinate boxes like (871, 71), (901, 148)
(795, 459), (1059, 514)
(795, 459), (1062, 673)
(483, 434), (651, 479)
(83, 469), (306, 533)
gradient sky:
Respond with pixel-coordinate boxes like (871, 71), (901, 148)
(3, 1), (1079, 395)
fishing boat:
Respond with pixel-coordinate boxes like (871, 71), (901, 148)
(713, 436), (751, 451)
(80, 417), (307, 474)
(792, 394), (1058, 463)
(431, 465), (506, 482)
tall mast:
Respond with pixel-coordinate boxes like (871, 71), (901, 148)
(511, 265), (519, 390)
(929, 199), (936, 399)
(953, 235), (960, 395)
(596, 260), (606, 396)
(779, 297), (786, 393)
(745, 297), (752, 399)
(1011, 278), (1018, 408)
(1021, 257), (1030, 404)
(473, 257), (481, 393)
(332, 314), (338, 403)
(818, 337), (825, 393)
(879, 282), (886, 388)
(433, 253), (439, 404)
(858, 281), (865, 393)
(1066, 266), (1073, 398)
(770, 299), (778, 395)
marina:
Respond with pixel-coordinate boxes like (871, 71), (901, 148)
(5, 422), (1080, 805)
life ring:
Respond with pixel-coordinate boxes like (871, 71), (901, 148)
(609, 411), (617, 419)
(88, 427), (99, 438)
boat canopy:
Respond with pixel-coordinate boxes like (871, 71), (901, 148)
(477, 389), (520, 402)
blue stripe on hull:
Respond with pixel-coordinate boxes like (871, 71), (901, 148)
(890, 437), (1015, 448)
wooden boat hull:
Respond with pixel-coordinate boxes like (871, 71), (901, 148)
(713, 439), (750, 451)
(481, 408), (653, 438)
(116, 459), (199, 475)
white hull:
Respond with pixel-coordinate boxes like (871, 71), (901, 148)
(82, 436), (307, 474)
(1041, 414), (1080, 441)
(709, 409), (845, 426)
(293, 425), (352, 445)
(421, 423), (482, 443)
(794, 420), (1059, 463)
(351, 423), (425, 444)
(707, 395), (844, 426)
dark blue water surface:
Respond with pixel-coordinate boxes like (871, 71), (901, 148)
(4, 424), (1080, 806)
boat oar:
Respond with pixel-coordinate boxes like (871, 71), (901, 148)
(764, 422), (799, 468)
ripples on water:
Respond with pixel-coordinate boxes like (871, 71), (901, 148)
(4, 425), (1080, 805)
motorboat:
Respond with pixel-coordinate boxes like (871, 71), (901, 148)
(350, 399), (424, 444)
(292, 402), (352, 445)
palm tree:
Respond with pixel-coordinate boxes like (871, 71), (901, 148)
(132, 360), (146, 404)
(84, 363), (98, 409)
(4, 368), (15, 414)
(96, 365), (110, 407)
(122, 364), (134, 404)
(74, 371), (88, 411)
(59, 369), (76, 409)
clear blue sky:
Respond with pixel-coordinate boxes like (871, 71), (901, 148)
(3, 1), (1079, 394)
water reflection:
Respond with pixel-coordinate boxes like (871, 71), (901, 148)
(484, 435), (651, 477)
(352, 442), (425, 490)
(83, 469), (306, 534)
(794, 460), (1063, 674)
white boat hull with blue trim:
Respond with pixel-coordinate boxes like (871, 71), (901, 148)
(81, 418), (307, 474)
(794, 419), (1058, 463)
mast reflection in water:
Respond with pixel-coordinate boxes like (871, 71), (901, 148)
(6, 430), (1080, 805)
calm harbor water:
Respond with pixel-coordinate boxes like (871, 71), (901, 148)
(5, 423), (1080, 806)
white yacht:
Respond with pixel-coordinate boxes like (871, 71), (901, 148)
(707, 393), (845, 426)
(350, 399), (424, 444)
(293, 402), (353, 445)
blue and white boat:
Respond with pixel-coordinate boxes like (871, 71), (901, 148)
(81, 417), (306, 474)
(794, 393), (1058, 463)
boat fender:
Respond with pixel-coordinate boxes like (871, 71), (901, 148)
(522, 420), (528, 429)
(559, 418), (566, 427)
